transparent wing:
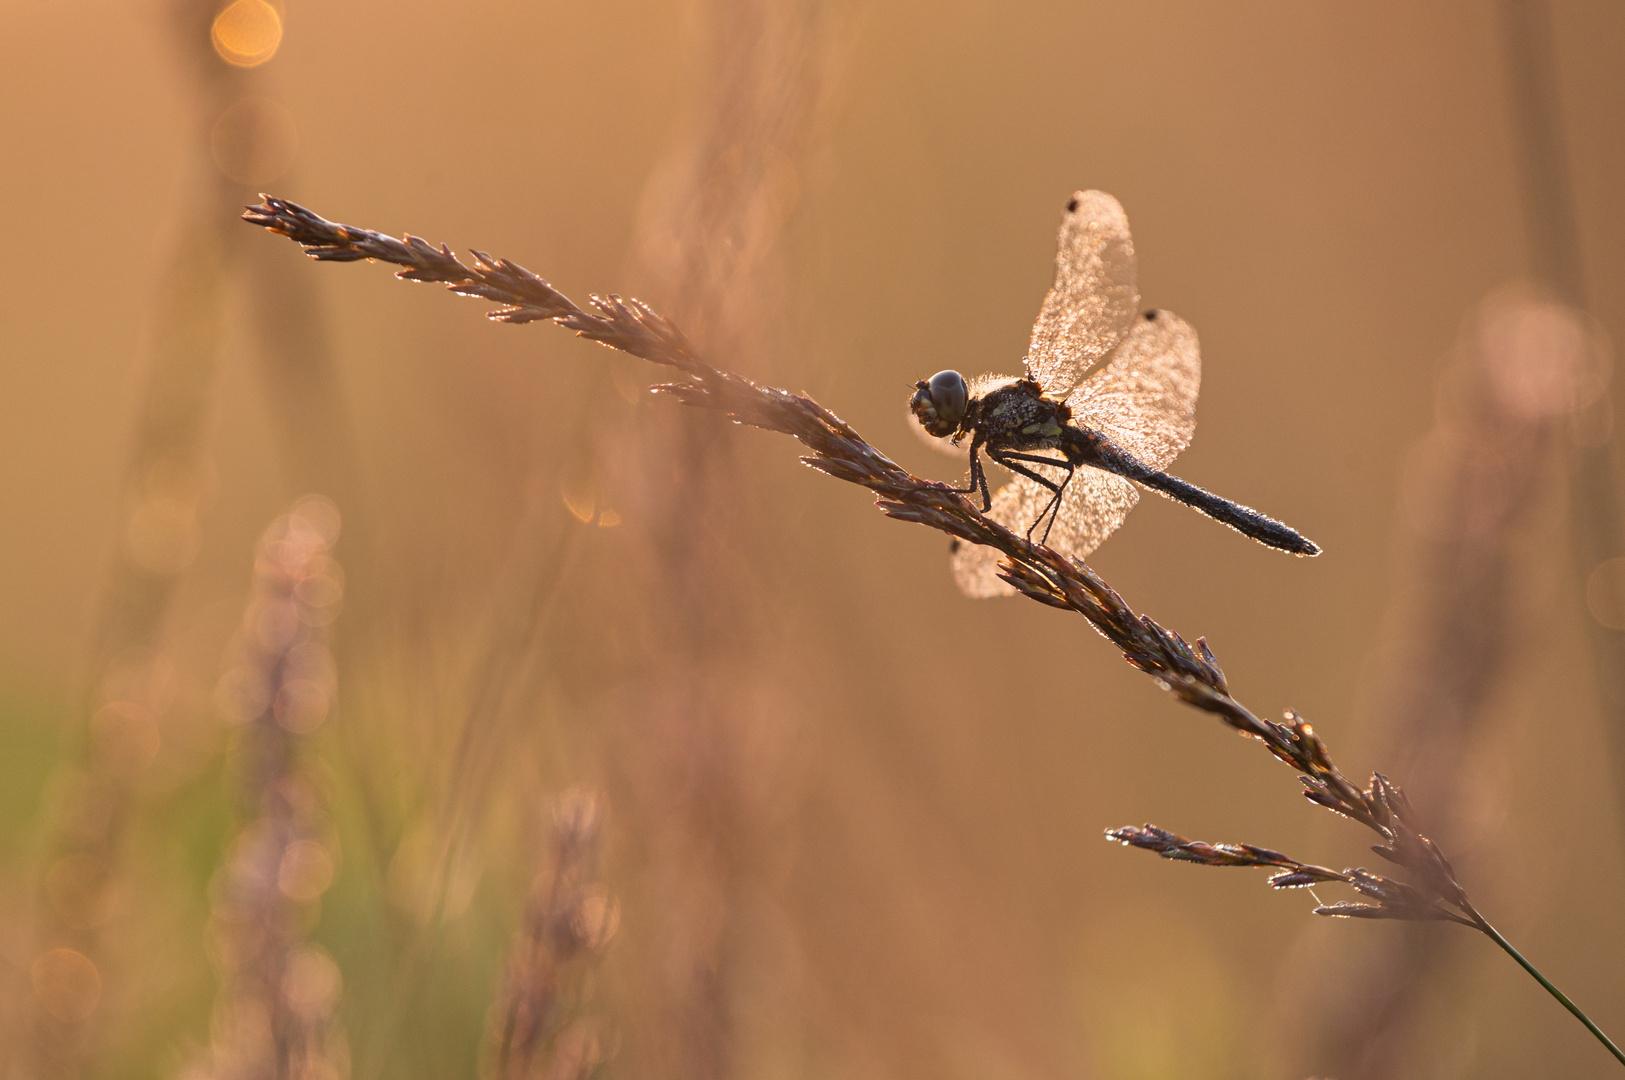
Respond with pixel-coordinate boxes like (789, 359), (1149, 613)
(1068, 309), (1200, 472)
(951, 466), (1139, 598)
(1025, 191), (1140, 395)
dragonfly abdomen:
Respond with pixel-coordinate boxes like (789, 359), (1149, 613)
(1062, 426), (1320, 556)
(1135, 470), (1320, 555)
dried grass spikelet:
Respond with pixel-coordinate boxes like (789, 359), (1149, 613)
(192, 499), (350, 1080)
(243, 196), (1625, 1068)
(487, 789), (617, 1080)
(1282, 284), (1610, 1076)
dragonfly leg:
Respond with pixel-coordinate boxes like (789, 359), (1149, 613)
(1038, 467), (1077, 545)
(956, 438), (993, 510)
(989, 449), (1073, 545)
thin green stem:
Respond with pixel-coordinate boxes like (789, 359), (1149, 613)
(1472, 911), (1625, 1068)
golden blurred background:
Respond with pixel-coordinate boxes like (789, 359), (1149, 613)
(3, 1), (1624, 1078)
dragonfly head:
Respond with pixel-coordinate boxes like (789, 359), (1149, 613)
(910, 369), (969, 437)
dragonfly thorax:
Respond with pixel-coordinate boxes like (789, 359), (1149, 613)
(971, 378), (1073, 451)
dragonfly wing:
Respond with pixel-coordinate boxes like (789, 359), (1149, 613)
(1025, 191), (1140, 395)
(1069, 309), (1200, 472)
(951, 467), (1140, 598)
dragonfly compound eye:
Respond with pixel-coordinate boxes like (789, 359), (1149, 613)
(910, 369), (968, 437)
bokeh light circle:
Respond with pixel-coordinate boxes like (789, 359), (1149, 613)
(211, 97), (298, 186)
(31, 949), (101, 1023)
(1586, 557), (1625, 630)
(212, 0), (282, 68)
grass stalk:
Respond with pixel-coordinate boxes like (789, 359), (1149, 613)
(242, 194), (1623, 1069)
(1290, 284), (1594, 1075)
(1470, 909), (1625, 1068)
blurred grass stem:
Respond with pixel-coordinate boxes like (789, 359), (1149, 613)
(1500, 0), (1625, 829)
(12, 0), (358, 1072)
(1289, 287), (1590, 1075)
(611, 4), (835, 1073)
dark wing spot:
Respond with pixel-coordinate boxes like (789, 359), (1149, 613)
(949, 539), (963, 554)
(1066, 195), (1080, 213)
(1143, 309), (1158, 320)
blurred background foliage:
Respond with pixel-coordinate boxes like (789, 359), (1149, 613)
(2, 1), (1625, 1078)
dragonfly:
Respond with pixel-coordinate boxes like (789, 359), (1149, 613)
(909, 190), (1319, 597)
